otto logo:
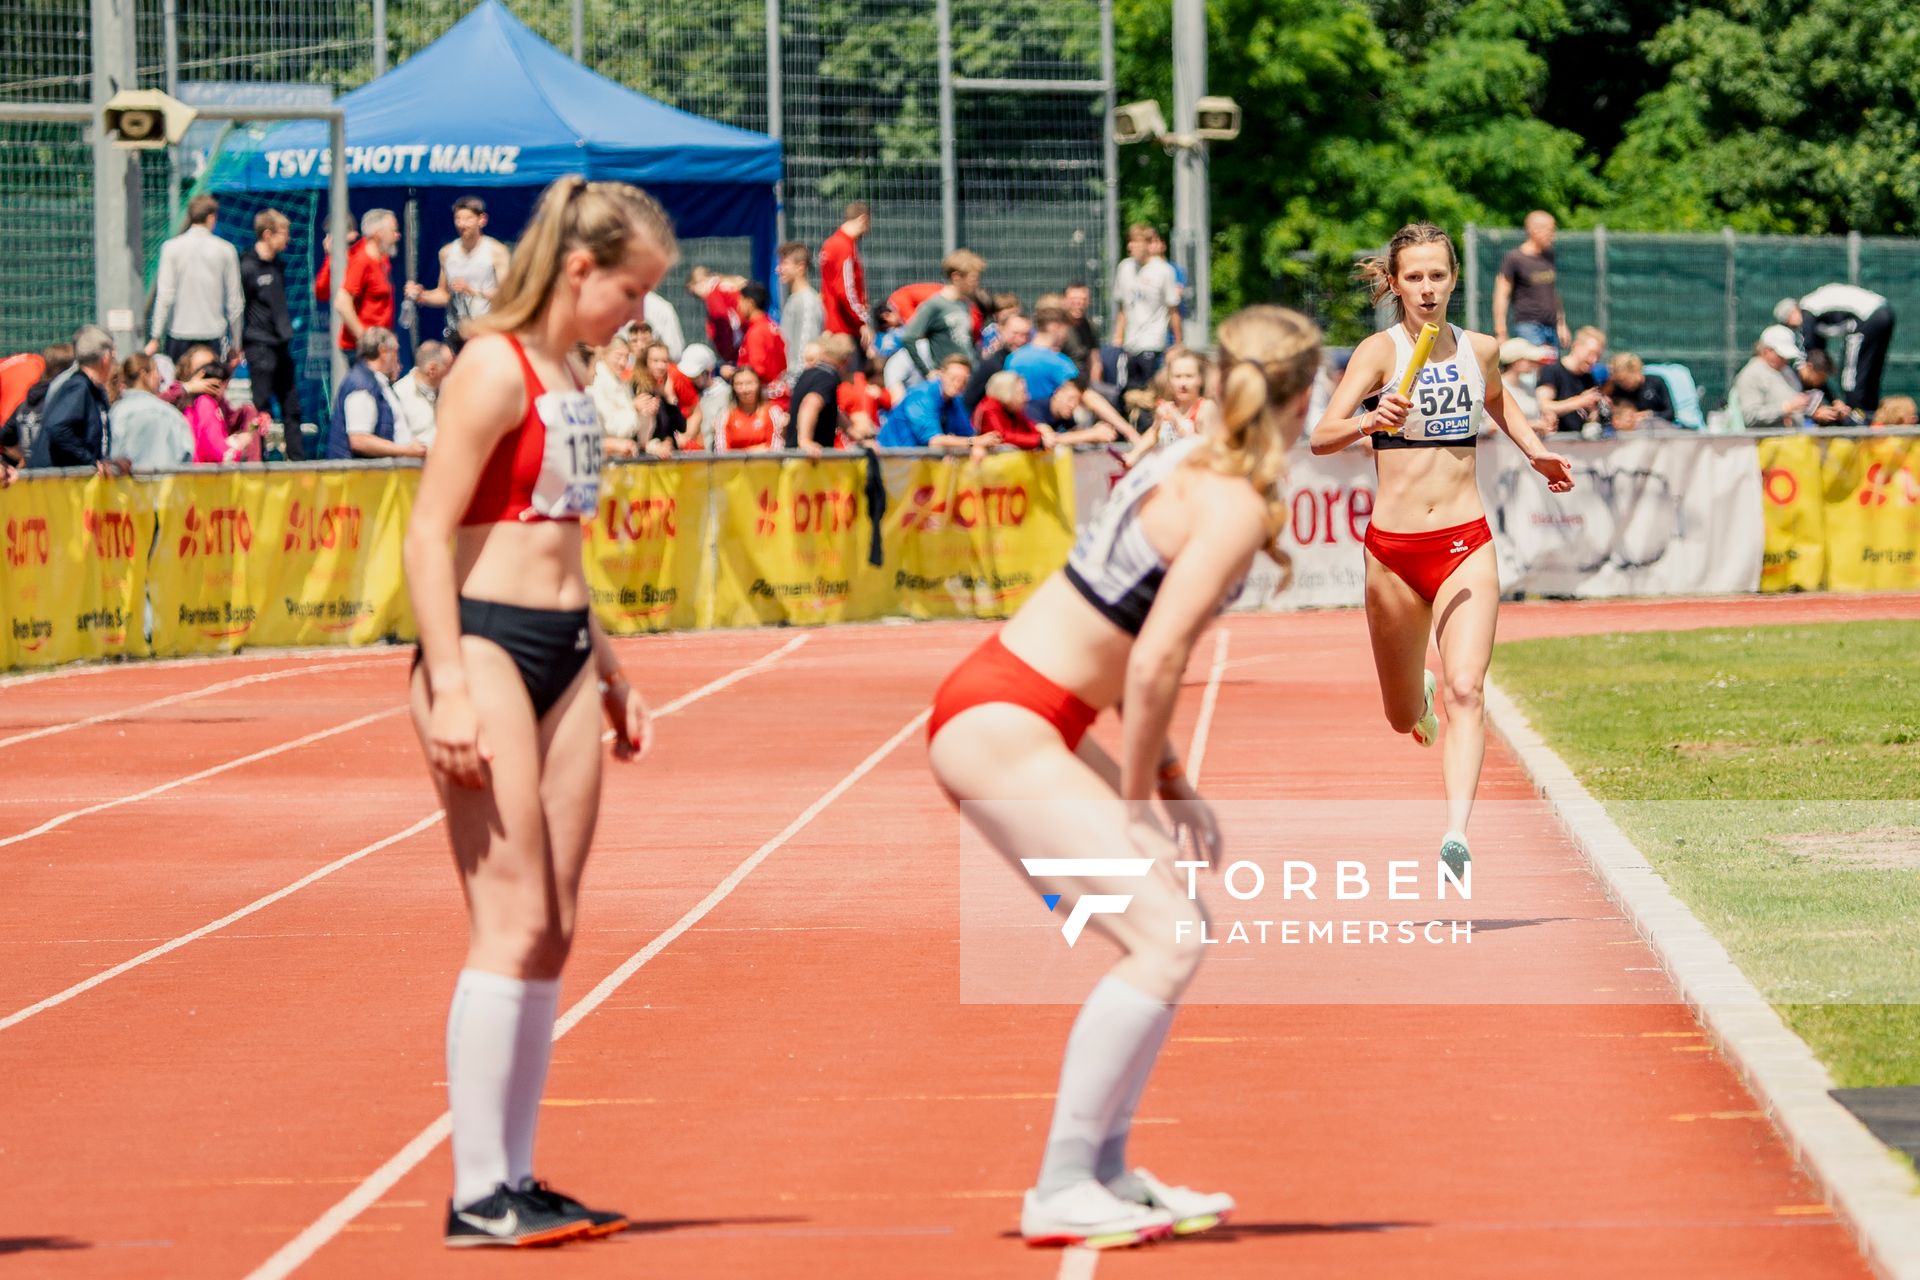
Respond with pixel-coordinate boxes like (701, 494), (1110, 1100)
(1857, 461), (1920, 507)
(283, 501), (363, 552)
(1762, 467), (1799, 506)
(755, 488), (859, 536)
(599, 496), (677, 543)
(178, 505), (253, 557)
(899, 484), (1028, 533)
(82, 509), (138, 561)
(1022, 858), (1153, 947)
(4, 516), (51, 568)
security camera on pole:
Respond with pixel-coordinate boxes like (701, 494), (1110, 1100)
(1112, 0), (1238, 348)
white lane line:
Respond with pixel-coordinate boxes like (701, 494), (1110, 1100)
(244, 708), (931, 1280)
(602, 633), (810, 742)
(0, 657), (394, 752)
(1186, 629), (1230, 787)
(0, 706), (406, 851)
(0, 646), (409, 690)
(0, 636), (812, 1029)
(0, 813), (446, 1033)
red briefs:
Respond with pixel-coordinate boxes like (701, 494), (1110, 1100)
(1363, 515), (1493, 603)
(929, 632), (1098, 750)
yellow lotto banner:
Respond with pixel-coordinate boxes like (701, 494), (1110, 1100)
(1818, 434), (1920, 591)
(1756, 435), (1826, 592)
(881, 449), (1075, 619)
(148, 469), (416, 656)
(584, 461), (709, 633)
(708, 456), (882, 627)
(1, 474), (153, 668)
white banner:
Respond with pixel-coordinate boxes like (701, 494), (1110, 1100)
(1479, 435), (1763, 598)
(1072, 434), (1764, 609)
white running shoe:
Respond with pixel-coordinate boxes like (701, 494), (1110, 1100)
(1021, 1179), (1176, 1249)
(1108, 1167), (1235, 1235)
(1412, 669), (1439, 747)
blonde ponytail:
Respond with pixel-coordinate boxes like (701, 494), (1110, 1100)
(1188, 305), (1322, 577)
(473, 176), (678, 337)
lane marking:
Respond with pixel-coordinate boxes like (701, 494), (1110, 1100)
(0, 813), (445, 1033)
(1186, 629), (1230, 787)
(0, 657), (394, 752)
(0, 707), (407, 851)
(243, 708), (930, 1280)
(1, 638), (809, 1030)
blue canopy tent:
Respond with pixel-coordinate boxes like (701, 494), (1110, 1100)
(207, 0), (782, 297)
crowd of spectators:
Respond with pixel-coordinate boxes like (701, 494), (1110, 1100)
(10, 193), (1920, 495)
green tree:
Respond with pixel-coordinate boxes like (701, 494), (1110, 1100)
(1596, 0), (1920, 234)
(1118, 0), (1598, 339)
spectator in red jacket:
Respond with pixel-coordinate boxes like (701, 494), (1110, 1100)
(314, 209), (399, 352)
(688, 266), (745, 366)
(973, 370), (1047, 449)
(820, 201), (873, 350)
(736, 281), (789, 402)
(723, 366), (786, 450)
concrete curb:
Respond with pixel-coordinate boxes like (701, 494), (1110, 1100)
(1483, 675), (1920, 1280)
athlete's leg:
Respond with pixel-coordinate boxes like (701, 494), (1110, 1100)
(1431, 543), (1500, 839)
(932, 706), (1202, 1243)
(1365, 551), (1434, 734)
(411, 641), (571, 1217)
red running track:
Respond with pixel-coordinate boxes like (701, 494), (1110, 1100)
(0, 594), (1914, 1278)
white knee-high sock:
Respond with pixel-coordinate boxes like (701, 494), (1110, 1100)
(1036, 975), (1174, 1198)
(1094, 1005), (1174, 1183)
(447, 969), (538, 1208)
(505, 978), (560, 1186)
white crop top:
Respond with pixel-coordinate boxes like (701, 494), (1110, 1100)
(1371, 323), (1486, 449)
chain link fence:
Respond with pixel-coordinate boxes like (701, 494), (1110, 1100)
(1, 0), (1112, 375)
(1465, 226), (1920, 411)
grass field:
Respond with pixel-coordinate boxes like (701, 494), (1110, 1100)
(1495, 620), (1920, 1087)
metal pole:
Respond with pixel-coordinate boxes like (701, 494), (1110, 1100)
(164, 0), (181, 232)
(1463, 221), (1479, 331)
(1848, 229), (1861, 286)
(1723, 226), (1738, 404)
(92, 0), (143, 352)
(936, 0), (958, 256)
(572, 0), (584, 62)
(329, 116), (351, 390)
(372, 0), (388, 76)
(1172, 0), (1208, 345)
(1100, 0), (1118, 307)
(766, 0), (784, 245)
(403, 197), (421, 350)
(1593, 223), (1609, 337)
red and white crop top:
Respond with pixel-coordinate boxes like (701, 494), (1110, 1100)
(460, 334), (603, 525)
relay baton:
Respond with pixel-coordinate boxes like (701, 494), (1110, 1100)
(1395, 322), (1441, 398)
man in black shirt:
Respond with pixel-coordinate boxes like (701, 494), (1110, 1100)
(30, 325), (122, 472)
(241, 208), (306, 459)
(1493, 211), (1570, 352)
(786, 332), (853, 456)
(1062, 281), (1100, 380)
(1538, 326), (1606, 436)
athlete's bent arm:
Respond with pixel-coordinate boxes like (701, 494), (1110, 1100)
(1120, 493), (1265, 804)
(401, 334), (524, 789)
(1310, 335), (1404, 454)
(1476, 338), (1574, 492)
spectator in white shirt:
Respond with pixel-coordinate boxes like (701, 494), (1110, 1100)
(1111, 222), (1182, 393)
(643, 291), (685, 361)
(1734, 325), (1809, 430)
(108, 352), (193, 469)
(324, 328), (422, 459)
(1497, 337), (1553, 435)
(148, 194), (244, 362)
(393, 340), (452, 451)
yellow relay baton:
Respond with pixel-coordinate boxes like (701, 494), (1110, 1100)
(1377, 322), (1441, 437)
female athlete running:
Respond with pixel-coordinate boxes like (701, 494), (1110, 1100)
(929, 306), (1320, 1249)
(1310, 222), (1573, 873)
(403, 177), (672, 1248)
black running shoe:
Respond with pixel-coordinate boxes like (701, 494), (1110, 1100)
(517, 1176), (631, 1239)
(444, 1182), (593, 1248)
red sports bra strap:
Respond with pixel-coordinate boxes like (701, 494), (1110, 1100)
(502, 332), (548, 400)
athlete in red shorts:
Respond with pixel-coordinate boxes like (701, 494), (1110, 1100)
(1311, 222), (1573, 875)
